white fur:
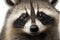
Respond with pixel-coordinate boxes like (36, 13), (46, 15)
(39, 8), (58, 17)
(5, 9), (27, 40)
(26, 9), (31, 15)
(7, 10), (26, 24)
(35, 19), (47, 33)
(23, 19), (31, 34)
(6, 8), (58, 34)
(49, 0), (53, 3)
(22, 8), (58, 33)
(23, 19), (47, 34)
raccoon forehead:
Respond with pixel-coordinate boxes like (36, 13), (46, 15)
(8, 8), (58, 21)
(37, 8), (58, 17)
(7, 1), (59, 22)
(7, 10), (26, 23)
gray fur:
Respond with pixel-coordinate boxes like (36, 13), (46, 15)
(0, 0), (60, 40)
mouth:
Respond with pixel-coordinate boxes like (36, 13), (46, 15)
(29, 31), (46, 36)
(29, 32), (40, 36)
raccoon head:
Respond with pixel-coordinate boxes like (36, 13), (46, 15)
(6, 0), (59, 36)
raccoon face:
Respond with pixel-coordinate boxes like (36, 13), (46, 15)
(6, 0), (59, 36)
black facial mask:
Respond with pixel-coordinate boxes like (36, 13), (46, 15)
(37, 11), (54, 25)
(13, 13), (29, 28)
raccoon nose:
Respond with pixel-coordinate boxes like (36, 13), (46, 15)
(30, 25), (39, 32)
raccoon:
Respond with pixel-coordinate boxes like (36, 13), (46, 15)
(0, 0), (60, 40)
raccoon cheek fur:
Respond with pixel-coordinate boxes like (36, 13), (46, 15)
(0, 0), (59, 40)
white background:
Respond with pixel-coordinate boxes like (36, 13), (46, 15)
(0, 0), (60, 32)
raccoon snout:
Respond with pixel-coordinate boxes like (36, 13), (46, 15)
(30, 25), (39, 33)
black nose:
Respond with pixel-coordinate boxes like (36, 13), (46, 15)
(30, 25), (39, 32)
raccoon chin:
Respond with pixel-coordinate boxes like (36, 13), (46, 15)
(22, 31), (45, 36)
(24, 32), (46, 36)
(29, 32), (40, 36)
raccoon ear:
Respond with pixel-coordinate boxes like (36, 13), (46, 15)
(48, 0), (58, 6)
(6, 0), (21, 6)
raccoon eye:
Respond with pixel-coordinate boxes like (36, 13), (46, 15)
(37, 11), (54, 25)
(20, 13), (29, 20)
(13, 13), (29, 28)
